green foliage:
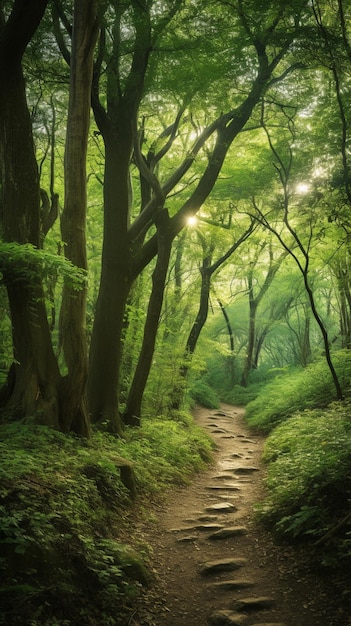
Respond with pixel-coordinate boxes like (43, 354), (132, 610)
(0, 242), (86, 290)
(189, 378), (220, 409)
(0, 414), (213, 625)
(257, 402), (351, 567)
(222, 383), (263, 406)
(142, 344), (188, 417)
(245, 351), (351, 432)
(116, 417), (214, 489)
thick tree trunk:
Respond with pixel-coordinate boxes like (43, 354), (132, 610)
(3, 281), (61, 427)
(0, 3), (63, 427)
(88, 0), (153, 433)
(88, 132), (133, 435)
(59, 0), (98, 436)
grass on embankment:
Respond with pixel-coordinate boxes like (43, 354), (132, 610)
(0, 413), (214, 626)
(245, 350), (351, 432)
(244, 351), (351, 591)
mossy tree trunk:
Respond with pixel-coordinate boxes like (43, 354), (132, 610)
(59, 0), (99, 436)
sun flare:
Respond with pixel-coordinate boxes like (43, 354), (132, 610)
(296, 182), (310, 194)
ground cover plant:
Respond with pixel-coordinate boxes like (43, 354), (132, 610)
(256, 402), (351, 580)
(0, 416), (213, 626)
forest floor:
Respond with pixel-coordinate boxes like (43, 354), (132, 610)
(130, 404), (350, 626)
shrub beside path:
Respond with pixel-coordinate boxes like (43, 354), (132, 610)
(132, 404), (349, 626)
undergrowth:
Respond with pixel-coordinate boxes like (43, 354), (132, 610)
(243, 350), (351, 593)
(246, 350), (351, 432)
(222, 382), (264, 406)
(257, 402), (351, 573)
(189, 378), (220, 409)
(0, 415), (214, 625)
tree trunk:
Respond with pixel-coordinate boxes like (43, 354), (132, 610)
(3, 280), (61, 427)
(303, 274), (344, 400)
(0, 2), (63, 427)
(124, 210), (173, 425)
(88, 131), (133, 435)
(59, 0), (98, 436)
(170, 249), (213, 411)
(241, 271), (257, 388)
(218, 299), (236, 385)
(170, 224), (255, 409)
(240, 248), (288, 387)
(300, 311), (312, 367)
(88, 0), (154, 433)
(253, 327), (269, 370)
(336, 265), (351, 349)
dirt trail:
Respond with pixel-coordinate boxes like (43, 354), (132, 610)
(132, 404), (348, 626)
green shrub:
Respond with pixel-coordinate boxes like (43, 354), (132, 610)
(257, 402), (351, 559)
(189, 379), (220, 409)
(116, 418), (214, 490)
(222, 383), (264, 406)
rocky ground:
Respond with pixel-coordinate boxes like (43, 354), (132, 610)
(130, 404), (350, 626)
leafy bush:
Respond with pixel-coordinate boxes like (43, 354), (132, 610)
(257, 402), (351, 563)
(115, 417), (214, 490)
(222, 383), (263, 406)
(189, 378), (220, 409)
(246, 351), (351, 432)
(0, 414), (213, 625)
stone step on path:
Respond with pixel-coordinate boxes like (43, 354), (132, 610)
(208, 526), (248, 540)
(231, 596), (276, 611)
(200, 558), (248, 576)
(207, 611), (248, 625)
(207, 580), (255, 591)
(205, 501), (238, 513)
(208, 617), (287, 626)
(210, 428), (230, 433)
(206, 483), (242, 491)
(211, 473), (245, 480)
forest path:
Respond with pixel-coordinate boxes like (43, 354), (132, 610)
(132, 404), (347, 626)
